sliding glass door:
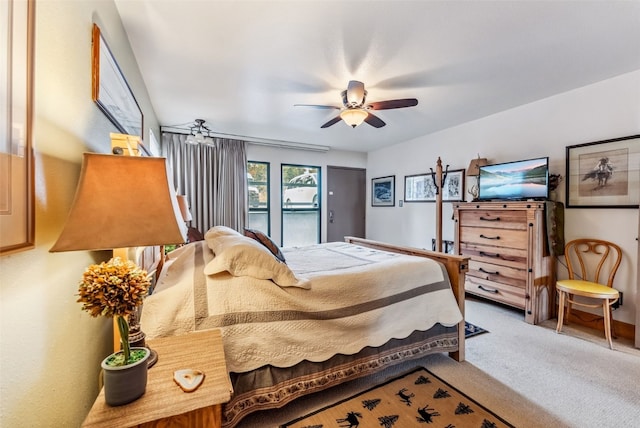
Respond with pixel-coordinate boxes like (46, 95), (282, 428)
(281, 164), (320, 247)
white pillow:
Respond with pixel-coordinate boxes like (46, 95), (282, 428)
(204, 225), (242, 242)
(204, 234), (310, 289)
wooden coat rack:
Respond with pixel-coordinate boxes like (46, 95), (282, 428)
(429, 157), (448, 253)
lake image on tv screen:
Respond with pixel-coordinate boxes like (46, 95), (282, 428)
(479, 159), (548, 199)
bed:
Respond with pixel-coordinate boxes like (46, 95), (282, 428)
(140, 227), (469, 427)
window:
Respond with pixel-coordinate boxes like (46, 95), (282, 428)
(247, 161), (270, 234)
(281, 164), (320, 246)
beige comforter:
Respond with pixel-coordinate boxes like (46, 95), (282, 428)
(141, 241), (462, 373)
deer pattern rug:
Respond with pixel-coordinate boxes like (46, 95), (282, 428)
(281, 367), (514, 428)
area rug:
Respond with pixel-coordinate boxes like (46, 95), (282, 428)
(465, 321), (489, 338)
(281, 367), (514, 427)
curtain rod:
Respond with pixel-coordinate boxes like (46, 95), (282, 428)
(160, 126), (330, 153)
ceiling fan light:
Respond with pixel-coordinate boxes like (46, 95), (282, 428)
(340, 109), (368, 128)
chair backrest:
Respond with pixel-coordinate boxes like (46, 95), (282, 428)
(564, 239), (622, 287)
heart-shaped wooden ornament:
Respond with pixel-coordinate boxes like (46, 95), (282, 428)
(173, 369), (205, 392)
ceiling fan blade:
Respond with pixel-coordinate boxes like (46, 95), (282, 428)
(364, 112), (386, 128)
(346, 80), (366, 105)
(294, 104), (340, 110)
(368, 98), (418, 110)
(320, 115), (343, 128)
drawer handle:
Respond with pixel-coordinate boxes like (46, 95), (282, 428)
(478, 285), (499, 294)
(479, 250), (500, 258)
(479, 234), (500, 240)
(479, 251), (515, 262)
(479, 267), (499, 275)
(479, 216), (500, 222)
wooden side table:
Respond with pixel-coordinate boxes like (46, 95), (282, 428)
(83, 329), (233, 428)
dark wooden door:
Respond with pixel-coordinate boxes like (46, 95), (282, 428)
(327, 166), (366, 242)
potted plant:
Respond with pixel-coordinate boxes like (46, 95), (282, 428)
(77, 257), (152, 406)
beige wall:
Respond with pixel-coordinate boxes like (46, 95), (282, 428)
(366, 70), (640, 325)
(0, 1), (159, 426)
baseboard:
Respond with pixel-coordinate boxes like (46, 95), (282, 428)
(561, 307), (635, 341)
(467, 295), (636, 341)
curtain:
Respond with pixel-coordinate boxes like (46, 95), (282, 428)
(162, 132), (248, 234)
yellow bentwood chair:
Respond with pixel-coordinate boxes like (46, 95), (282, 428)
(556, 239), (622, 349)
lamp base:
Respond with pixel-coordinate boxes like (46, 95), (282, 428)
(129, 329), (158, 368)
(146, 348), (158, 368)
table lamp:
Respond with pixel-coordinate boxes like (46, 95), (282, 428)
(50, 153), (187, 366)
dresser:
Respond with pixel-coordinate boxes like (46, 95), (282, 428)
(453, 201), (555, 324)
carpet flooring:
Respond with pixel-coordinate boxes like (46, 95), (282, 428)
(237, 298), (640, 427)
(281, 367), (514, 427)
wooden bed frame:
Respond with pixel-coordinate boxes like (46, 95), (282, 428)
(344, 236), (469, 362)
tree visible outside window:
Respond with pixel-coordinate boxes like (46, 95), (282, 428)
(247, 161), (269, 234)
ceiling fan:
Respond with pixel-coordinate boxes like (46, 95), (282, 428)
(295, 80), (418, 129)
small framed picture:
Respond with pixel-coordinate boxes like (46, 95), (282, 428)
(404, 169), (465, 202)
(371, 175), (395, 207)
(442, 169), (465, 202)
(566, 135), (640, 208)
(404, 173), (436, 202)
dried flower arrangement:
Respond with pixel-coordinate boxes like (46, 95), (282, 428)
(77, 257), (150, 365)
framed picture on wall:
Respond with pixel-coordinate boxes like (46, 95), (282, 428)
(372, 175), (395, 207)
(92, 24), (143, 137)
(566, 135), (640, 208)
(1, 0), (35, 255)
(404, 169), (465, 202)
(442, 169), (465, 202)
(404, 173), (436, 202)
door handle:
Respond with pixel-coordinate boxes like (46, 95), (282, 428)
(329, 210), (334, 223)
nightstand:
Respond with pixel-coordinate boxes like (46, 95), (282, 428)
(82, 329), (233, 428)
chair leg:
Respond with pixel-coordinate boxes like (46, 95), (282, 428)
(556, 291), (566, 333)
(603, 299), (614, 349)
(610, 307), (618, 339)
(565, 294), (572, 325)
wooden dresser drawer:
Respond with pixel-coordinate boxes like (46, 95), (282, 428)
(459, 210), (527, 230)
(465, 276), (526, 309)
(468, 260), (526, 288)
(460, 242), (527, 269)
(459, 226), (527, 250)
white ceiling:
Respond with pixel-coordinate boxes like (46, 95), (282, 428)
(114, 0), (640, 153)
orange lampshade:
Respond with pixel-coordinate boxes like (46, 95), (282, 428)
(50, 153), (187, 252)
(176, 195), (193, 222)
(466, 156), (488, 177)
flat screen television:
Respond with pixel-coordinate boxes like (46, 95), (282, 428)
(478, 157), (549, 201)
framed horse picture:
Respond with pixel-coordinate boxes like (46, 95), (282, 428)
(566, 135), (640, 208)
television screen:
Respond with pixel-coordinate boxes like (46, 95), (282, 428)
(478, 157), (549, 201)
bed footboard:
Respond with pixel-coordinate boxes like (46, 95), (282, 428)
(344, 236), (469, 362)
